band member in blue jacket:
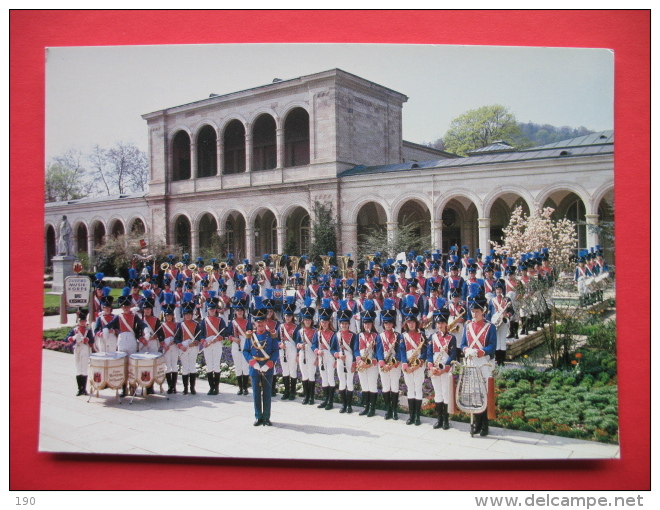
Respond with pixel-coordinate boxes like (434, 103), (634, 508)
(461, 294), (497, 436)
(243, 296), (280, 426)
(426, 300), (457, 430)
(376, 299), (403, 420)
(334, 300), (358, 413)
(313, 299), (339, 410)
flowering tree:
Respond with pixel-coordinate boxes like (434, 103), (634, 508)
(491, 206), (577, 272)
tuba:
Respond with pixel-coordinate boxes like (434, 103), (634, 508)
(204, 265), (214, 274)
(319, 255), (331, 274)
(271, 254), (281, 274)
(175, 262), (184, 270)
(160, 262), (170, 271)
(338, 255), (350, 278)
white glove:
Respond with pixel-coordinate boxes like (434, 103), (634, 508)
(260, 364), (269, 373)
(74, 332), (84, 344)
(464, 348), (477, 358)
(102, 328), (109, 340)
(183, 339), (191, 348)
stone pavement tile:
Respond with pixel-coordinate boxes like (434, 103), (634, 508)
(266, 439), (360, 460)
(536, 434), (620, 457)
(438, 444), (523, 460)
(158, 444), (231, 458)
(38, 434), (95, 453)
(373, 431), (452, 457)
(486, 427), (543, 444)
(391, 447), (450, 460)
(487, 439), (572, 459)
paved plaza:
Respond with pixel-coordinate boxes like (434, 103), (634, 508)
(39, 337), (619, 460)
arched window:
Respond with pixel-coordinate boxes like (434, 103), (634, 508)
(566, 199), (587, 252)
(130, 218), (146, 235)
(110, 221), (125, 238)
(197, 125), (217, 178)
(174, 216), (191, 253)
(45, 225), (56, 267)
(252, 114), (277, 171)
(198, 214), (218, 253)
(93, 222), (106, 253)
(76, 223), (88, 254)
(300, 215), (311, 255)
(172, 131), (191, 181)
(223, 120), (246, 174)
(284, 108), (310, 167)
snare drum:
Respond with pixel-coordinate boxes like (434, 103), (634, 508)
(128, 352), (167, 391)
(89, 352), (127, 395)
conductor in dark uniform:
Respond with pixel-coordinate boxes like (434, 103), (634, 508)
(243, 296), (280, 426)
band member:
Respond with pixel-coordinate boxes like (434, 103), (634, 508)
(400, 295), (427, 426)
(201, 292), (227, 396)
(488, 282), (513, 365)
(174, 293), (201, 395)
(426, 300), (457, 430)
(334, 300), (357, 413)
(461, 294), (497, 436)
(226, 291), (252, 396)
(243, 296), (280, 426)
(93, 287), (117, 353)
(92, 273), (105, 319)
(504, 264), (520, 339)
(574, 251), (593, 306)
(160, 293), (179, 394)
(306, 269), (321, 305)
(313, 299), (338, 410)
(293, 274), (307, 314)
(376, 299), (402, 421)
(354, 300), (379, 417)
(448, 289), (467, 341)
(421, 281), (441, 336)
(263, 290), (281, 396)
(444, 262), (466, 300)
(483, 264), (497, 302)
(296, 298), (317, 405)
(67, 309), (95, 396)
(278, 296), (299, 401)
(425, 263), (444, 297)
(399, 279), (426, 322)
(140, 290), (163, 354)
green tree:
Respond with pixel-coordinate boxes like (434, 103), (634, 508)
(357, 219), (431, 261)
(443, 104), (527, 156)
(89, 141), (148, 196)
(45, 148), (93, 202)
(93, 234), (181, 278)
(309, 201), (337, 264)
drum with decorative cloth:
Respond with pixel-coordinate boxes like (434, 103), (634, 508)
(128, 352), (167, 394)
(88, 352), (127, 401)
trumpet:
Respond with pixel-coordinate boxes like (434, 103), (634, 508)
(160, 262), (170, 271)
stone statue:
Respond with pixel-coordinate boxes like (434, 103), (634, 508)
(57, 215), (73, 256)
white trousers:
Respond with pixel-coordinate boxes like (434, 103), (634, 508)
(336, 352), (354, 390)
(496, 322), (508, 350)
(231, 340), (250, 376)
(403, 367), (425, 399)
(161, 338), (179, 372)
(74, 343), (91, 375)
(203, 340), (223, 372)
(139, 339), (160, 354)
(431, 372), (452, 403)
(96, 332), (117, 353)
(357, 365), (379, 393)
(298, 344), (316, 381)
(117, 332), (137, 355)
(179, 345), (199, 375)
(317, 350), (335, 387)
(379, 365), (402, 392)
(279, 341), (298, 378)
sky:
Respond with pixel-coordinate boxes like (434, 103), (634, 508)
(45, 43), (614, 161)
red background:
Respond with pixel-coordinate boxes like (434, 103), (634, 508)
(10, 10), (650, 490)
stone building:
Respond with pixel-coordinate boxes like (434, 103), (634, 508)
(44, 68), (614, 267)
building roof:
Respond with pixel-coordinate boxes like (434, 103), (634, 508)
(45, 191), (147, 208)
(339, 130), (613, 178)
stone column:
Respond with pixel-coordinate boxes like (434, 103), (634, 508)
(276, 127), (284, 170)
(190, 229), (199, 259)
(276, 225), (286, 254)
(245, 226), (254, 261)
(87, 235), (95, 266)
(190, 142), (198, 179)
(478, 217), (491, 256)
(341, 222), (358, 258)
(431, 219), (443, 251)
(217, 138), (224, 177)
(245, 131), (253, 173)
(585, 214), (599, 249)
(386, 221), (397, 247)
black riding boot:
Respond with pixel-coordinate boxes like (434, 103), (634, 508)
(339, 389), (347, 413)
(272, 374), (278, 396)
(406, 398), (415, 425)
(367, 392), (377, 417)
(301, 380), (309, 404)
(325, 387), (335, 410)
(288, 378), (297, 400)
(182, 375), (189, 395)
(171, 373), (178, 394)
(414, 399), (422, 426)
(442, 403), (450, 429)
(81, 375), (88, 395)
(281, 376), (290, 400)
(189, 374), (197, 395)
(346, 391), (354, 413)
(480, 412), (489, 436)
(317, 386), (328, 408)
(359, 392), (371, 416)
(308, 381), (315, 405)
(207, 372), (215, 395)
(243, 375), (250, 395)
(433, 403), (442, 429)
(473, 412), (483, 434)
(166, 373), (173, 394)
(391, 392), (399, 420)
(384, 391), (393, 420)
(76, 375), (83, 396)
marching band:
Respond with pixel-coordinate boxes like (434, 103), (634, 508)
(72, 244), (609, 434)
